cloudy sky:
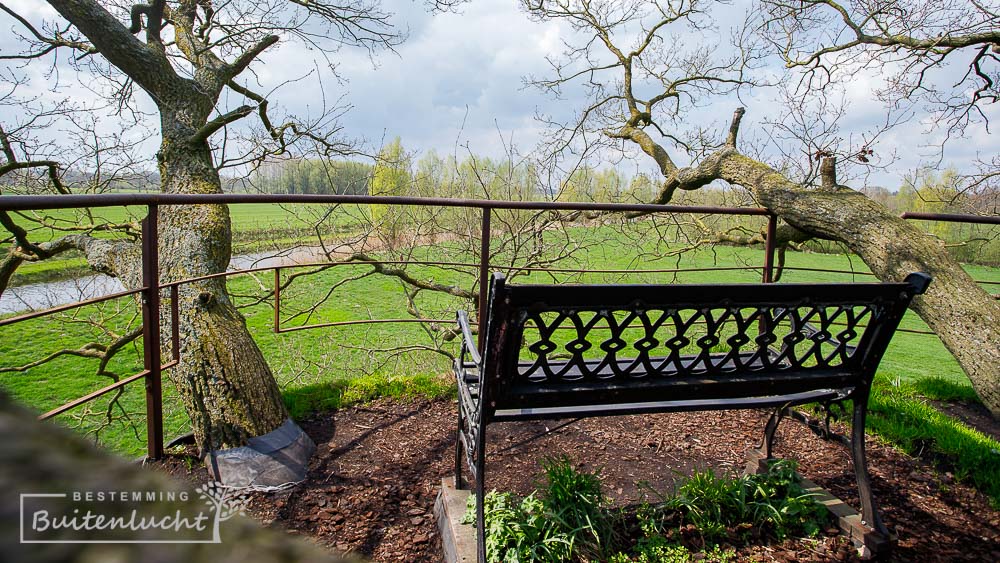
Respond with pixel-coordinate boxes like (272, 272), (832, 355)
(1, 0), (994, 190)
(250, 0), (571, 161)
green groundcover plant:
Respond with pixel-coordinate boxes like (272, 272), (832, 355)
(464, 457), (829, 562)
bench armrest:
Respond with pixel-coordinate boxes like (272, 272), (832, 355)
(457, 310), (482, 367)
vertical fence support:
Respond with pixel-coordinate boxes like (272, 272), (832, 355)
(273, 266), (282, 333)
(477, 207), (492, 351)
(141, 205), (164, 460)
(170, 285), (180, 362)
(763, 214), (777, 284)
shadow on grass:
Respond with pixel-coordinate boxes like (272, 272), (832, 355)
(282, 372), (456, 420)
(909, 376), (981, 402)
(867, 376), (1000, 505)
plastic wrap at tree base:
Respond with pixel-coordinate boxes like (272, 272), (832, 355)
(208, 419), (316, 488)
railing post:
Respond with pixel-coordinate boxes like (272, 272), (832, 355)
(141, 205), (164, 460)
(762, 214), (777, 284)
(757, 213), (779, 363)
(477, 207), (492, 351)
(274, 266), (281, 333)
(170, 285), (180, 362)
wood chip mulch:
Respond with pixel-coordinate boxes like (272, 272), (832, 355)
(155, 397), (1000, 562)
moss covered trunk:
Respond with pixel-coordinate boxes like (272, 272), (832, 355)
(713, 152), (1000, 417)
(154, 101), (288, 453)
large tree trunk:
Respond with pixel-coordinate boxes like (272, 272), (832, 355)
(28, 0), (304, 485)
(155, 104), (288, 453)
(57, 105), (291, 456)
(27, 141), (306, 485)
(0, 389), (340, 563)
(670, 147), (1000, 416)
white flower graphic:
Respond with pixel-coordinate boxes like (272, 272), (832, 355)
(195, 482), (249, 543)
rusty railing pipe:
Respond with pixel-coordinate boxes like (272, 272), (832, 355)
(141, 206), (164, 460)
(477, 207), (492, 351)
(763, 214), (777, 284)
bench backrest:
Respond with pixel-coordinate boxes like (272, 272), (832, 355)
(478, 272), (931, 412)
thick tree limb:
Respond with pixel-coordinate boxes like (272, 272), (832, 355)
(189, 105), (255, 145)
(725, 107), (745, 148)
(45, 0), (179, 101)
(128, 0), (166, 44)
(0, 159), (59, 180)
(226, 35), (280, 81)
(56, 234), (140, 287)
(653, 114), (1000, 415)
(611, 126), (678, 179)
(0, 226), (137, 297)
(1, 339), (110, 373)
(0, 214), (102, 296)
(658, 147), (735, 203)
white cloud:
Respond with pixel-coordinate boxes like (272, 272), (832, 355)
(316, 0), (567, 155)
(3, 0), (58, 21)
(1, 0), (994, 191)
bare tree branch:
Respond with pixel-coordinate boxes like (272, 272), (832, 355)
(45, 0), (179, 100)
(0, 2), (99, 59)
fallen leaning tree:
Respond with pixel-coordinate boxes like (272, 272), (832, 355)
(626, 108), (1000, 416)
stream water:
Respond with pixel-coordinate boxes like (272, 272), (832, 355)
(0, 246), (332, 316)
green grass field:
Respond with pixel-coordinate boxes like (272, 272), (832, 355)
(5, 203), (370, 285)
(1, 216), (998, 501)
(6, 203), (366, 239)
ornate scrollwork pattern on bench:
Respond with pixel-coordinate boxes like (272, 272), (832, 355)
(514, 303), (881, 384)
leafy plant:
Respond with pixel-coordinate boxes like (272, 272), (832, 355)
(468, 458), (827, 562)
(610, 536), (691, 563)
(465, 490), (576, 562)
(464, 457), (613, 562)
(662, 460), (827, 543)
(540, 456), (614, 556)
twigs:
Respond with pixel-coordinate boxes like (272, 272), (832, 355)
(758, 0), (1000, 188)
(525, 0), (753, 172)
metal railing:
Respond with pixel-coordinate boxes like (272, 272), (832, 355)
(0, 193), (996, 460)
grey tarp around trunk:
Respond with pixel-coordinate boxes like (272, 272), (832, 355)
(208, 418), (316, 488)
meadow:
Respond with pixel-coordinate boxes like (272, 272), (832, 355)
(1, 209), (999, 500)
(5, 203), (370, 285)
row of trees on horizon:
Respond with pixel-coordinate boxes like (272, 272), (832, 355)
(245, 138), (997, 216)
(2, 137), (994, 222)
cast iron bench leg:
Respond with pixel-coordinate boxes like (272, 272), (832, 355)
(851, 396), (889, 537)
(455, 405), (466, 490)
(760, 404), (789, 459)
(475, 416), (487, 563)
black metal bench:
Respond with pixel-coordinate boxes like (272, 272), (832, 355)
(454, 271), (931, 561)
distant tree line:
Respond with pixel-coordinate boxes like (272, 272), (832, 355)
(250, 159), (372, 195)
(249, 138), (656, 203)
(859, 168), (999, 265)
(239, 144), (998, 265)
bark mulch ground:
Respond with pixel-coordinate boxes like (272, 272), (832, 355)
(155, 397), (1000, 562)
